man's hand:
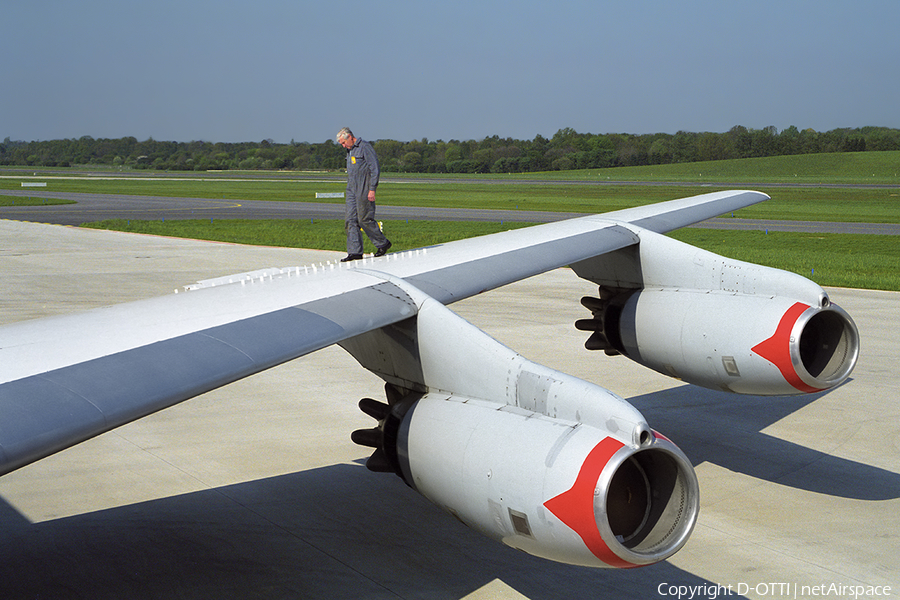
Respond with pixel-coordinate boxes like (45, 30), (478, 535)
(368, 190), (376, 202)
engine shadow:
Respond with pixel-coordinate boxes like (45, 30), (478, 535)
(0, 462), (744, 600)
(628, 380), (900, 501)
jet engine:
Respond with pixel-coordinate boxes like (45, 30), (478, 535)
(352, 383), (699, 568)
(571, 225), (859, 395)
(576, 287), (859, 395)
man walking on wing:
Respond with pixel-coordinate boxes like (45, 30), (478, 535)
(337, 127), (391, 262)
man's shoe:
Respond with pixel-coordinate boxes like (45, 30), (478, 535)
(340, 254), (363, 262)
(374, 241), (392, 257)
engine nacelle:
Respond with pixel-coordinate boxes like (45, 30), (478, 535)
(581, 288), (859, 395)
(571, 224), (859, 395)
(392, 393), (699, 568)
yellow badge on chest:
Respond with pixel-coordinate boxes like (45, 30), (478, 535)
(351, 156), (357, 164)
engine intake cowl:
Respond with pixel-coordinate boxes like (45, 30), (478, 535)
(544, 432), (698, 567)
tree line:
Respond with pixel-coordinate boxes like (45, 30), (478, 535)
(2, 126), (898, 174)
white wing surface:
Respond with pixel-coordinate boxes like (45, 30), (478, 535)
(0, 190), (765, 475)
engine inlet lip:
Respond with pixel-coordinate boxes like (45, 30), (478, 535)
(790, 303), (860, 389)
(593, 437), (699, 566)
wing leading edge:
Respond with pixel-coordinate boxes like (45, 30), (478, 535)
(0, 190), (768, 475)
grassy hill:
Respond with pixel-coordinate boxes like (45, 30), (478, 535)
(503, 151), (900, 185)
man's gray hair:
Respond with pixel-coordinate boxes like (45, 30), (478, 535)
(336, 127), (353, 141)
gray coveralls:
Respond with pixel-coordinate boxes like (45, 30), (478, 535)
(345, 138), (389, 255)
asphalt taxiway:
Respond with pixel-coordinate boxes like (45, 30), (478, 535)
(2, 188), (898, 234)
(0, 221), (897, 599)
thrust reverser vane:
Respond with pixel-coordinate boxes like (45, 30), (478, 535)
(351, 383), (420, 483)
(576, 286), (635, 356)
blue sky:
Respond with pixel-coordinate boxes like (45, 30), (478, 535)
(3, 0), (898, 144)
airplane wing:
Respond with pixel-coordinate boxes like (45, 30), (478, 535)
(0, 189), (860, 569)
(0, 190), (761, 475)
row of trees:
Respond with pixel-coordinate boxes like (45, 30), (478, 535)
(2, 126), (898, 174)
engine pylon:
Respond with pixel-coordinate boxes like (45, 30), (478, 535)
(351, 382), (420, 483)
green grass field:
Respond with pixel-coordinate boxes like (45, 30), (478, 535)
(81, 217), (900, 291)
(669, 229), (899, 291)
(0, 196), (74, 207)
(3, 153), (899, 222)
(507, 150), (900, 184)
(1, 179), (898, 223)
(82, 218), (535, 254)
(6, 152), (899, 290)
